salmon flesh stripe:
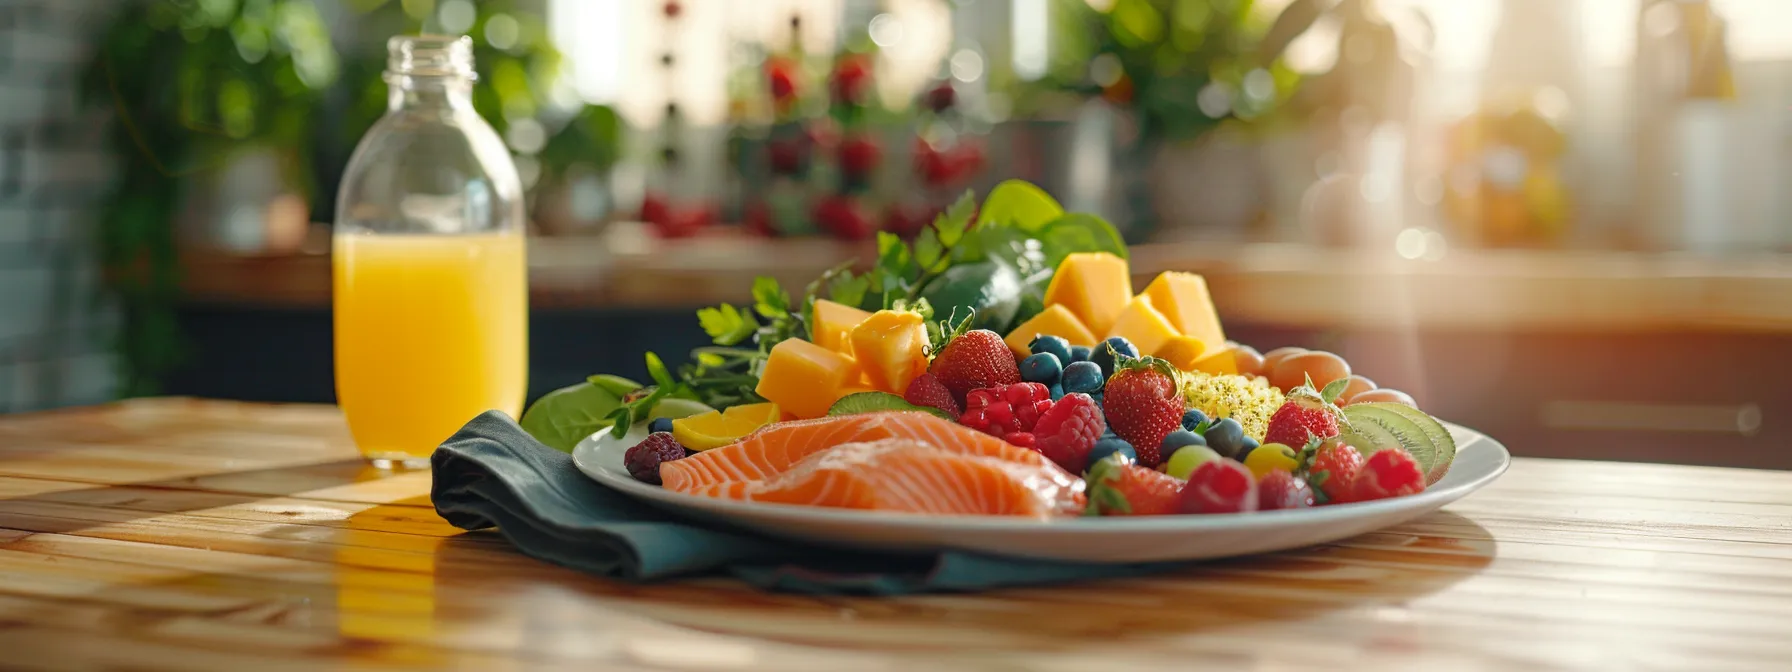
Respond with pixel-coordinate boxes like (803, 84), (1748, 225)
(686, 438), (1086, 517)
(660, 411), (1061, 494)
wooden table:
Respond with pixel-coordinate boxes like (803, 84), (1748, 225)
(3, 399), (1789, 670)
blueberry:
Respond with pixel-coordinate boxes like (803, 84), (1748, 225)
(1203, 417), (1247, 459)
(1234, 436), (1262, 463)
(1061, 361), (1105, 394)
(1160, 429), (1206, 453)
(648, 416), (674, 434)
(1087, 438), (1136, 470)
(1101, 425), (1118, 439)
(1048, 382), (1064, 401)
(1019, 352), (1064, 384)
(1027, 335), (1074, 364)
(1068, 345), (1092, 363)
(1090, 392), (1104, 408)
(1181, 409), (1209, 432)
(1090, 337), (1139, 379)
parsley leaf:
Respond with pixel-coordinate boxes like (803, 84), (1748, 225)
(913, 226), (944, 272)
(828, 271), (871, 309)
(751, 277), (790, 319)
(696, 304), (757, 346)
(934, 190), (975, 247)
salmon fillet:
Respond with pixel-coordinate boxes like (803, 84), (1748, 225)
(687, 438), (1086, 517)
(660, 411), (1060, 494)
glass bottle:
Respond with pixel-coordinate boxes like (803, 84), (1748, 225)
(333, 35), (528, 468)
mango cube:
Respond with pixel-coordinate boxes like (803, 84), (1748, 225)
(1104, 295), (1180, 357)
(811, 299), (873, 357)
(755, 338), (864, 419)
(1005, 304), (1097, 357)
(1141, 272), (1227, 349)
(1154, 335), (1209, 371)
(849, 310), (931, 394)
(1188, 346), (1238, 376)
(1043, 252), (1133, 336)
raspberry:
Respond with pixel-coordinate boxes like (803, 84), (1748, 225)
(624, 432), (687, 485)
(1257, 470), (1316, 510)
(1352, 448), (1426, 501)
(1032, 393), (1106, 473)
(1003, 431), (1036, 449)
(960, 383), (1051, 436)
(1177, 459), (1258, 514)
(1309, 441), (1364, 504)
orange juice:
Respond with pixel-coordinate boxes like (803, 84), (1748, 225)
(333, 232), (527, 465)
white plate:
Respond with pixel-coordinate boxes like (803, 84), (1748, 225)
(571, 422), (1509, 563)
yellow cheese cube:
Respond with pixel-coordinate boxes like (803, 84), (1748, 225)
(849, 310), (931, 394)
(1141, 272), (1226, 349)
(1105, 295), (1180, 358)
(1004, 304), (1097, 357)
(1043, 252), (1133, 336)
(754, 338), (863, 419)
(1188, 346), (1238, 376)
(811, 299), (873, 357)
(1154, 335), (1209, 371)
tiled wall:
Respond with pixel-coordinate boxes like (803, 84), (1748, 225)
(0, 0), (119, 412)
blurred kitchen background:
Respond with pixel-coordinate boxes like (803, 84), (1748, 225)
(1, 0), (1788, 468)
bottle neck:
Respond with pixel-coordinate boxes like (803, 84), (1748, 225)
(387, 74), (474, 112)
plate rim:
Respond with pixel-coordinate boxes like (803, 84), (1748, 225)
(571, 419), (1510, 532)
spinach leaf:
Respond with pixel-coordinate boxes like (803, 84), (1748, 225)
(976, 179), (1065, 232)
(519, 381), (628, 453)
(1037, 213), (1128, 270)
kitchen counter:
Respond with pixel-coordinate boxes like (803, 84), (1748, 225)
(181, 233), (1792, 333)
(3, 398), (1789, 670)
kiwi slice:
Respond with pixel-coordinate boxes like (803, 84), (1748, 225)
(1343, 404), (1452, 485)
(1335, 416), (1403, 457)
(1358, 402), (1457, 484)
(827, 392), (957, 421)
(1342, 405), (1433, 458)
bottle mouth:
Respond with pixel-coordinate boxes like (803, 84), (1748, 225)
(387, 34), (476, 79)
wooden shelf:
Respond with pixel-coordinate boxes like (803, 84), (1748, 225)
(179, 233), (1792, 333)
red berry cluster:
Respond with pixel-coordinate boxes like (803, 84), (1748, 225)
(960, 383), (1053, 438)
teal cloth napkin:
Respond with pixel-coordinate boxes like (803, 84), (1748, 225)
(431, 411), (1177, 594)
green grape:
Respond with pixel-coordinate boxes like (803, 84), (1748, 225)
(1165, 445), (1222, 480)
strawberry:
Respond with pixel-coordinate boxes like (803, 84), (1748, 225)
(1102, 357), (1184, 468)
(927, 328), (1020, 406)
(1177, 459), (1258, 514)
(902, 373), (961, 417)
(1306, 439), (1364, 504)
(1032, 392), (1106, 473)
(1257, 469), (1316, 510)
(1352, 448), (1426, 501)
(1085, 455), (1182, 516)
(1263, 377), (1348, 448)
